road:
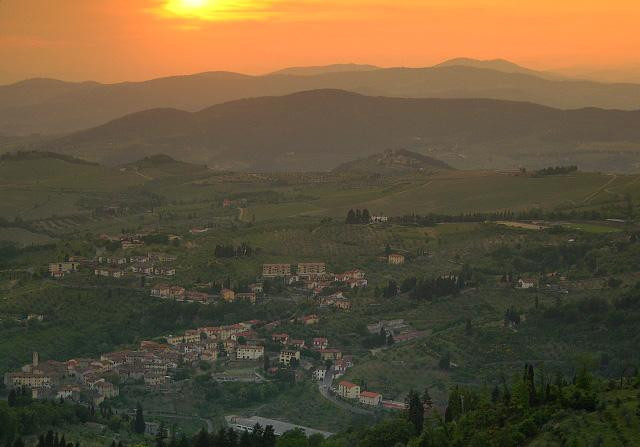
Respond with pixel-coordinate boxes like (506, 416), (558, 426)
(317, 368), (373, 416)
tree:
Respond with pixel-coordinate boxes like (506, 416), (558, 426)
(194, 429), (209, 447)
(465, 319), (472, 335)
(361, 209), (371, 224)
(133, 402), (146, 434)
(156, 422), (167, 447)
(346, 209), (356, 224)
(438, 352), (450, 370)
(405, 389), (424, 434)
(263, 355), (271, 372)
(422, 388), (433, 410)
(263, 425), (277, 447)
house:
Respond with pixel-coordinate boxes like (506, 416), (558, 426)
(153, 266), (176, 277)
(388, 253), (405, 265)
(313, 368), (326, 381)
(185, 290), (211, 304)
(236, 345), (264, 361)
(236, 292), (257, 304)
(262, 264), (292, 278)
(94, 268), (125, 278)
(319, 349), (342, 361)
(370, 215), (389, 224)
(335, 270), (366, 282)
(359, 391), (382, 406)
(313, 338), (329, 350)
(337, 381), (360, 399)
(297, 263), (326, 276)
(279, 350), (301, 366)
(48, 262), (79, 278)
(201, 349), (218, 363)
(221, 289), (236, 302)
(518, 278), (537, 289)
(300, 314), (319, 325)
(249, 283), (264, 294)
(272, 333), (289, 345)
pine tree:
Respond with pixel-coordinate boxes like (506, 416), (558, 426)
(239, 431), (251, 447)
(491, 385), (501, 403)
(8, 389), (17, 407)
(346, 209), (356, 224)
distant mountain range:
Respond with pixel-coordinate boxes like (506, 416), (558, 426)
(2, 58), (640, 136)
(36, 89), (640, 172)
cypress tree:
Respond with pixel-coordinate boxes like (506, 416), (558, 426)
(133, 403), (145, 434)
(262, 426), (276, 447)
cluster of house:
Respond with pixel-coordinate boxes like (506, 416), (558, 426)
(3, 320), (267, 405)
(367, 319), (424, 343)
(48, 253), (178, 280)
(318, 292), (353, 311)
(270, 330), (352, 375)
(3, 351), (120, 407)
(336, 381), (383, 407)
(262, 262), (368, 295)
(150, 284), (259, 305)
(94, 252), (177, 279)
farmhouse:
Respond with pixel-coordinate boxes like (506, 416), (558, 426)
(262, 264), (292, 277)
(337, 381), (360, 399)
(300, 314), (319, 325)
(290, 339), (305, 349)
(388, 253), (406, 265)
(185, 290), (211, 304)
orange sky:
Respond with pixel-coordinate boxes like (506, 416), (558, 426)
(1, 0), (639, 83)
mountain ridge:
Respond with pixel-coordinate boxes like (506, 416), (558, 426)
(2, 62), (640, 136)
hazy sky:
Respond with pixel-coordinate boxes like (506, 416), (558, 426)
(1, 0), (639, 83)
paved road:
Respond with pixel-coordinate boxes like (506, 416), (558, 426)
(317, 368), (373, 416)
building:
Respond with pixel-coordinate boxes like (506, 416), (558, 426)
(48, 262), (80, 278)
(93, 380), (119, 398)
(290, 339), (305, 349)
(236, 292), (257, 304)
(518, 278), (537, 289)
(236, 345), (264, 361)
(185, 290), (211, 304)
(297, 263), (326, 276)
(388, 254), (405, 265)
(313, 368), (326, 381)
(337, 381), (360, 399)
(319, 349), (342, 361)
(226, 415), (333, 438)
(359, 391), (382, 406)
(272, 333), (289, 345)
(313, 338), (329, 350)
(300, 315), (319, 325)
(279, 350), (300, 366)
(262, 264), (292, 278)
(370, 215), (389, 223)
(221, 289), (236, 302)
(4, 372), (51, 388)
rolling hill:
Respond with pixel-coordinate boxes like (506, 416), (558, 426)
(2, 61), (640, 136)
(333, 149), (452, 174)
(39, 90), (640, 172)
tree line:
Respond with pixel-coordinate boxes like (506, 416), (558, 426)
(345, 209), (371, 224)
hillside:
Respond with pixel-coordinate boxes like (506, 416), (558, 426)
(2, 62), (640, 136)
(333, 149), (452, 174)
(119, 153), (210, 179)
(270, 63), (380, 76)
(39, 90), (640, 172)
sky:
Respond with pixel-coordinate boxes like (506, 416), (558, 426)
(1, 0), (639, 84)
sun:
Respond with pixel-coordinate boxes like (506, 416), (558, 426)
(180, 0), (207, 9)
(163, 0), (215, 19)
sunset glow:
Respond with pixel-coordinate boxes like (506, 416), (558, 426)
(1, 0), (640, 83)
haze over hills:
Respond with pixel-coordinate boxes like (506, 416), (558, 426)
(2, 59), (640, 136)
(435, 58), (564, 80)
(269, 63), (381, 76)
(37, 89), (640, 172)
